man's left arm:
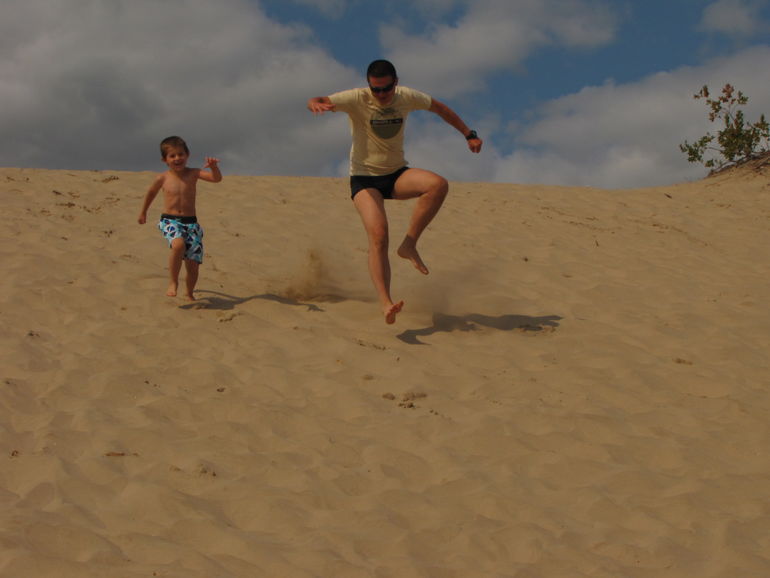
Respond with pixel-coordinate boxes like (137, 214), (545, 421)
(428, 98), (483, 153)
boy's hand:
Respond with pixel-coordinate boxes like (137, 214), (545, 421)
(201, 157), (223, 183)
(138, 213), (147, 224)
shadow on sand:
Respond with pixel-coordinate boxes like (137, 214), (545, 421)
(179, 290), (334, 312)
(397, 313), (563, 345)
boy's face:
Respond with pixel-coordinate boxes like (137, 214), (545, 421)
(162, 146), (189, 172)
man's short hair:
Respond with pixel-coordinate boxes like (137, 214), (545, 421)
(367, 59), (397, 80)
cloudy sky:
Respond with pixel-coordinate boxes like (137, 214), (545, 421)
(2, 0), (769, 188)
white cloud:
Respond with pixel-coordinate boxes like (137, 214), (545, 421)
(490, 46), (770, 188)
(279, 0), (348, 18)
(0, 0), (357, 174)
(407, 0), (463, 17)
(700, 0), (769, 37)
(381, 0), (620, 97)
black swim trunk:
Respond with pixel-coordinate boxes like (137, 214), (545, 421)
(160, 213), (197, 224)
(349, 167), (409, 200)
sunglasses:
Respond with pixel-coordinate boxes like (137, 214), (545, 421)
(369, 81), (396, 94)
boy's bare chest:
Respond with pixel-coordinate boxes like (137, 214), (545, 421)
(162, 172), (197, 196)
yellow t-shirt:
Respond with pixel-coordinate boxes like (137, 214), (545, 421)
(329, 86), (433, 176)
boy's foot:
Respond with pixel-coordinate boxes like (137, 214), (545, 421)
(184, 293), (196, 302)
(384, 301), (404, 324)
(166, 283), (178, 297)
(397, 242), (429, 275)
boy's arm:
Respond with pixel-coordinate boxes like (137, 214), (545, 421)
(199, 157), (223, 183)
(138, 174), (164, 224)
(429, 98), (483, 153)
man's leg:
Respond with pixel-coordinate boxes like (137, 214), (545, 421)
(392, 168), (448, 274)
(353, 188), (404, 324)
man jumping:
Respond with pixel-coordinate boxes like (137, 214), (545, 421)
(307, 59), (483, 324)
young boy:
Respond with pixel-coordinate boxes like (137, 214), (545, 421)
(138, 136), (222, 301)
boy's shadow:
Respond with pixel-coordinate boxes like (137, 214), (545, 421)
(397, 313), (562, 345)
(180, 290), (326, 312)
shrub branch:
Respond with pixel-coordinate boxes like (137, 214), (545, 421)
(680, 84), (769, 171)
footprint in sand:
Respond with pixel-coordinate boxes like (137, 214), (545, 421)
(382, 391), (428, 409)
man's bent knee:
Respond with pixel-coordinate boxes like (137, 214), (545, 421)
(419, 172), (447, 195)
(434, 176), (448, 196)
(424, 175), (448, 202)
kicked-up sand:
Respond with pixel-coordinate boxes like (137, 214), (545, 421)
(1, 161), (769, 577)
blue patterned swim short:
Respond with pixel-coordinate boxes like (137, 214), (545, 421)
(158, 214), (204, 263)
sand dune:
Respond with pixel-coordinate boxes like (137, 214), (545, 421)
(1, 164), (769, 577)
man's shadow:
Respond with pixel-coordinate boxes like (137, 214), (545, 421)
(397, 313), (563, 345)
(180, 289), (329, 312)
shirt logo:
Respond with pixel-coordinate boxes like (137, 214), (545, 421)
(370, 110), (403, 139)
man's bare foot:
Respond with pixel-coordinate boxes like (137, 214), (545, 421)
(184, 293), (196, 301)
(397, 242), (429, 275)
(384, 301), (404, 324)
(166, 284), (178, 297)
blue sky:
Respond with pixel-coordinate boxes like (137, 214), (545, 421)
(1, 0), (769, 188)
(264, 1), (739, 105)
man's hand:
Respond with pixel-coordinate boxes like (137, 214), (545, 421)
(467, 136), (483, 154)
(307, 97), (336, 115)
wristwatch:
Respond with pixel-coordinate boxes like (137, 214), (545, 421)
(465, 130), (478, 141)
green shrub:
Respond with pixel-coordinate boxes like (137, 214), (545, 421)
(680, 84), (769, 171)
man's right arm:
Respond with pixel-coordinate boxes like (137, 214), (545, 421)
(307, 96), (336, 115)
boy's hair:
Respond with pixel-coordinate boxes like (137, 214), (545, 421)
(366, 59), (397, 80)
(160, 136), (189, 158)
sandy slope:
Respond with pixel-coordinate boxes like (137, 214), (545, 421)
(1, 164), (769, 577)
